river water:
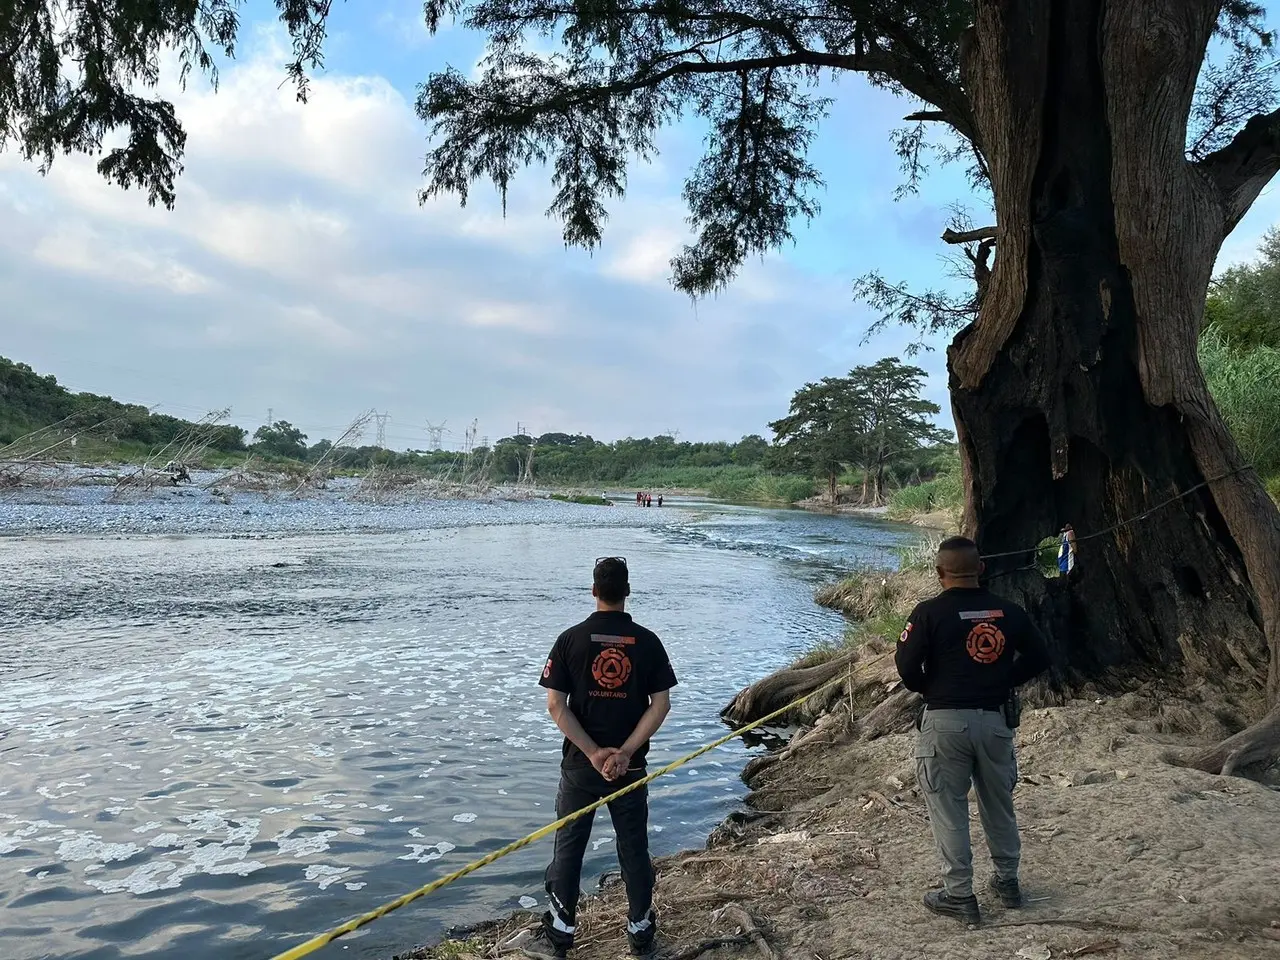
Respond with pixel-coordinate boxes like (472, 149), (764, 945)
(0, 495), (916, 960)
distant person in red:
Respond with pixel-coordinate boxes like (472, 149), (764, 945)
(636, 491), (643, 505)
(523, 557), (677, 958)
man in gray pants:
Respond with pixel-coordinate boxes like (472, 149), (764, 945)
(895, 537), (1050, 924)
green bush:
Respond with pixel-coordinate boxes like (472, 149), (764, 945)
(751, 474), (816, 503)
(1200, 328), (1280, 477)
(889, 482), (935, 515)
(548, 493), (610, 505)
(888, 455), (963, 519)
(1266, 474), (1280, 504)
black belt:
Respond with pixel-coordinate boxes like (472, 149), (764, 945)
(925, 705), (1002, 712)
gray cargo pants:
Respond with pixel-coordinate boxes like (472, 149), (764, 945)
(915, 707), (1021, 898)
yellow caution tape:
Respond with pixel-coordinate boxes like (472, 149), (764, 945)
(267, 672), (846, 960)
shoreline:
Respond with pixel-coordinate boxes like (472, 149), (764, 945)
(393, 566), (1280, 960)
(398, 694), (1280, 960)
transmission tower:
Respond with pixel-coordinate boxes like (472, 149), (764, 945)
(373, 411), (390, 449)
(425, 420), (447, 452)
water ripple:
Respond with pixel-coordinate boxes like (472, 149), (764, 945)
(0, 500), (912, 960)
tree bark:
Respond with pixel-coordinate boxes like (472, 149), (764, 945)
(951, 0), (1280, 770)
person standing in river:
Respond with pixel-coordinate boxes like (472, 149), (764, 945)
(523, 557), (678, 958)
(895, 536), (1051, 926)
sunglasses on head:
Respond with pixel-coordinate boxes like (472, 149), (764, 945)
(595, 556), (627, 567)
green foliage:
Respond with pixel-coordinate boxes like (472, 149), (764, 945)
(1266, 474), (1280, 504)
(252, 420), (308, 461)
(0, 2), (337, 208)
(1036, 537), (1062, 577)
(1199, 327), (1280, 477)
(887, 453), (962, 519)
(803, 564), (937, 665)
(707, 471), (814, 503)
(770, 357), (949, 503)
(1206, 227), (1280, 349)
(548, 492), (611, 505)
(0, 356), (246, 453)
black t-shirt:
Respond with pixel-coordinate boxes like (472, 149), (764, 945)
(895, 586), (1050, 709)
(539, 610), (677, 769)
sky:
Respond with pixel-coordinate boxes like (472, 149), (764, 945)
(2, 4), (1279, 452)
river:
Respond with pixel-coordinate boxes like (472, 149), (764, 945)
(0, 495), (917, 959)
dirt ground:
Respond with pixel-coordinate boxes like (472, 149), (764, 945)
(401, 692), (1280, 960)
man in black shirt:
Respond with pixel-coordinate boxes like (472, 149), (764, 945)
(895, 536), (1051, 925)
(523, 557), (677, 958)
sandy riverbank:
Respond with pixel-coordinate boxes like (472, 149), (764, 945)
(399, 685), (1280, 960)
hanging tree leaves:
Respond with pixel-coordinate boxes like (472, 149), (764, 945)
(0, 1), (337, 209)
(9, 2), (1280, 769)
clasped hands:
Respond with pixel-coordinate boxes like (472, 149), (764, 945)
(589, 746), (633, 781)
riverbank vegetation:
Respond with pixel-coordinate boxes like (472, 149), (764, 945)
(1, 354), (945, 505)
(768, 358), (950, 506)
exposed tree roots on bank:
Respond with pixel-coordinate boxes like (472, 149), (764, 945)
(399, 648), (1280, 960)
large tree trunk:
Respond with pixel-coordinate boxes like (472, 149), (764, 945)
(951, 0), (1280, 771)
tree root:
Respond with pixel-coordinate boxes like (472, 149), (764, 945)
(856, 685), (921, 741)
(715, 903), (775, 960)
(742, 707), (849, 786)
(722, 652), (856, 726)
(1182, 703), (1280, 775)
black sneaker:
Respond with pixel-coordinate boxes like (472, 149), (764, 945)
(519, 920), (571, 959)
(626, 910), (658, 956)
(988, 875), (1024, 908)
(923, 889), (981, 925)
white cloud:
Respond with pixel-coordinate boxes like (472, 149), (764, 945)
(0, 25), (946, 443)
(466, 302), (557, 335)
(275, 305), (361, 350)
(31, 221), (212, 295)
(603, 226), (685, 285)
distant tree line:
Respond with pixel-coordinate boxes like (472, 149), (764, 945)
(2, 354), (955, 501)
(289, 430), (776, 483)
(0, 357), (246, 451)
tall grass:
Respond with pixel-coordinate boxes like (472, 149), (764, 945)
(1200, 328), (1280, 478)
(717, 473), (815, 503)
(888, 455), (963, 519)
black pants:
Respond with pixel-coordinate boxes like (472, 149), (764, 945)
(544, 764), (654, 928)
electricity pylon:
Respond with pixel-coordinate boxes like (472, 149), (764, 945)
(425, 420), (447, 452)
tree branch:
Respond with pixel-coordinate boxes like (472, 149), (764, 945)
(942, 225), (998, 244)
(905, 110), (949, 121)
(1198, 105), (1280, 232)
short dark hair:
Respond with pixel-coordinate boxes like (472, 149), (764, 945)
(593, 557), (630, 604)
(936, 536), (981, 577)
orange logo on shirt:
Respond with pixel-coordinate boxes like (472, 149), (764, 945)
(592, 648), (633, 690)
(542, 659), (552, 679)
(966, 621), (1006, 664)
